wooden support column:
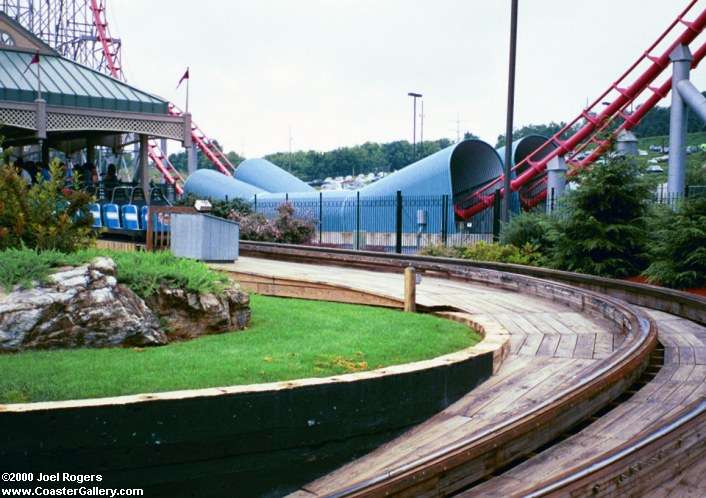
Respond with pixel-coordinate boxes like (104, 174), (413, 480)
(404, 267), (417, 313)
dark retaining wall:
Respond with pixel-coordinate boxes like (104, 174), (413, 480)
(0, 347), (492, 497)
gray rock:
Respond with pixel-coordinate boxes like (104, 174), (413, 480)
(0, 256), (251, 352)
(145, 282), (250, 340)
(0, 259), (166, 352)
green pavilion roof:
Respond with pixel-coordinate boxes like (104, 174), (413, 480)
(0, 48), (168, 114)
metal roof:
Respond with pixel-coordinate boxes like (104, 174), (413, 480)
(0, 48), (168, 114)
(234, 158), (315, 193)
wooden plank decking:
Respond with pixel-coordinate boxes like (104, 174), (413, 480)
(213, 257), (636, 496)
(462, 308), (706, 497)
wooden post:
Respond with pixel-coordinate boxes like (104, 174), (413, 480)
(404, 266), (416, 312)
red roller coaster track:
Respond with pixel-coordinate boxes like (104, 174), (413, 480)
(455, 1), (706, 219)
(88, 0), (237, 195)
(88, 2), (706, 205)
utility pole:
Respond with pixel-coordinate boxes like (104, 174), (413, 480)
(456, 113), (461, 142)
(408, 92), (422, 161)
(502, 0), (519, 223)
(420, 100), (425, 155)
(288, 125), (293, 172)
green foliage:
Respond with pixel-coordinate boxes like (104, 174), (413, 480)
(495, 122), (576, 148)
(168, 140), (244, 174)
(500, 210), (554, 256)
(262, 139), (453, 181)
(418, 244), (465, 259)
(549, 158), (651, 278)
(460, 241), (544, 266)
(0, 161), (94, 252)
(0, 248), (229, 297)
(0, 294), (479, 403)
(643, 197), (706, 289)
(0, 247), (59, 291)
(633, 93), (706, 138)
(421, 241), (544, 266)
(176, 194), (253, 217)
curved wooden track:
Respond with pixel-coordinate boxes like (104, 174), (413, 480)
(213, 243), (706, 497)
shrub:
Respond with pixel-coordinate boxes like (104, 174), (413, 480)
(0, 161), (94, 252)
(228, 203), (315, 244)
(500, 210), (554, 256)
(272, 203), (316, 244)
(643, 197), (706, 289)
(0, 248), (229, 297)
(460, 241), (543, 266)
(177, 194), (252, 218)
(549, 158), (650, 278)
(420, 241), (543, 266)
(419, 244), (464, 258)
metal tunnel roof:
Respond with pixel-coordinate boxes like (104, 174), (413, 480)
(234, 158), (315, 193)
(361, 139), (504, 200)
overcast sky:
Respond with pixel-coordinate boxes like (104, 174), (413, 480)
(111, 0), (706, 158)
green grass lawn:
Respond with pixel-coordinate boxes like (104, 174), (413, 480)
(0, 295), (479, 404)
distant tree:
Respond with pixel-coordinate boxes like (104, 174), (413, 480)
(495, 122), (573, 148)
(464, 131), (480, 140)
(168, 141), (244, 174)
(633, 92), (706, 138)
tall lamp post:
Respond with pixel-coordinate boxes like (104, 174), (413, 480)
(501, 0), (519, 223)
(408, 92), (423, 160)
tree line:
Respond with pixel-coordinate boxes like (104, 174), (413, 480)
(168, 95), (702, 181)
(169, 138), (461, 181)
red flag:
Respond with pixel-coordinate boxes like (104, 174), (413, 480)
(24, 51), (39, 73)
(177, 67), (189, 88)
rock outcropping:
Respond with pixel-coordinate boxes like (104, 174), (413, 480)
(0, 257), (251, 352)
(0, 257), (166, 351)
(145, 284), (250, 340)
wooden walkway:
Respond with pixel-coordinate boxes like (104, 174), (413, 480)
(214, 257), (639, 496)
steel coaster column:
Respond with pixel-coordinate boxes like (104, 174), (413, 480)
(546, 155), (568, 214)
(668, 44), (692, 199)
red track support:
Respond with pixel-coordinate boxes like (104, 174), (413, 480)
(455, 1), (706, 220)
(89, 1), (236, 189)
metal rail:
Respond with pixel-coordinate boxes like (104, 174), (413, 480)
(238, 242), (665, 497)
(522, 398), (706, 497)
(239, 242), (706, 497)
(455, 2), (706, 219)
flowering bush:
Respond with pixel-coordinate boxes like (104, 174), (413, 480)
(228, 203), (315, 244)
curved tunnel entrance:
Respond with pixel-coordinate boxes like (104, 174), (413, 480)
(449, 140), (504, 202)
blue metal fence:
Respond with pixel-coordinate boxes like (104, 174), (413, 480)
(252, 191), (494, 254)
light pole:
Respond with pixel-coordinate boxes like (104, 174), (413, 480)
(501, 0), (519, 223)
(408, 92), (422, 160)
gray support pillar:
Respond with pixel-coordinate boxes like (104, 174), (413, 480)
(668, 44), (692, 198)
(139, 134), (150, 204)
(676, 79), (706, 123)
(546, 155), (567, 214)
(183, 112), (197, 175)
(35, 98), (46, 140)
(188, 145), (198, 175)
